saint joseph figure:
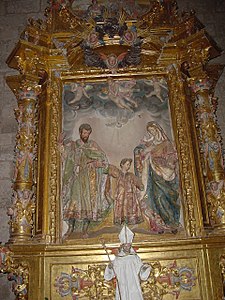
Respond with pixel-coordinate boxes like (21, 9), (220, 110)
(62, 123), (109, 238)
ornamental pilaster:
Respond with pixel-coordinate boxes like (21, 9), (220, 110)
(190, 77), (225, 232)
(8, 80), (41, 243)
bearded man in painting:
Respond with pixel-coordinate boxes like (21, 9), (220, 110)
(62, 123), (109, 238)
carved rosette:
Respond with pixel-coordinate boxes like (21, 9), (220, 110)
(0, 246), (29, 300)
(8, 81), (41, 243)
(190, 78), (225, 230)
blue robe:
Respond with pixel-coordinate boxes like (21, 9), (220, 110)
(134, 141), (180, 230)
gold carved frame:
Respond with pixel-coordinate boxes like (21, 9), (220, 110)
(3, 1), (225, 299)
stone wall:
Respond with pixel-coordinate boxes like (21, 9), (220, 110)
(0, 1), (47, 299)
(0, 1), (224, 299)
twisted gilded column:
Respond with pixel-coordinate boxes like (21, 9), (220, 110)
(190, 77), (225, 232)
(7, 80), (41, 243)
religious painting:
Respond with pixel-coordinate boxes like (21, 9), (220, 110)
(61, 77), (183, 239)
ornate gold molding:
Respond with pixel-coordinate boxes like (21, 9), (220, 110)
(3, 1), (225, 300)
(0, 246), (29, 300)
(4, 0), (224, 243)
(54, 260), (196, 300)
(168, 65), (203, 236)
(48, 78), (62, 243)
(189, 77), (225, 232)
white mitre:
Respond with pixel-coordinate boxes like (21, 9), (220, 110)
(119, 225), (134, 244)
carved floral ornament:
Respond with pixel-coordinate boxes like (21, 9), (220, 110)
(54, 10), (158, 71)
(54, 261), (196, 300)
(188, 77), (225, 228)
(14, 0), (211, 74)
(5, 80), (41, 244)
(0, 246), (29, 300)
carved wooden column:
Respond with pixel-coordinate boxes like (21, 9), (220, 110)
(7, 80), (40, 243)
(190, 77), (225, 232)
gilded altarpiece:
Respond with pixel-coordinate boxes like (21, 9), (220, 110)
(2, 1), (225, 299)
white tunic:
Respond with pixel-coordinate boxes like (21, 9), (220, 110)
(104, 249), (151, 300)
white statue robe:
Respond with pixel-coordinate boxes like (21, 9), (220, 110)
(104, 249), (151, 300)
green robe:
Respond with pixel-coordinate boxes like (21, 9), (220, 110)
(63, 139), (109, 222)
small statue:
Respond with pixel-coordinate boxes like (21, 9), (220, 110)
(104, 225), (151, 300)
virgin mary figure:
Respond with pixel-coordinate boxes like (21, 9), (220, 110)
(134, 121), (181, 233)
